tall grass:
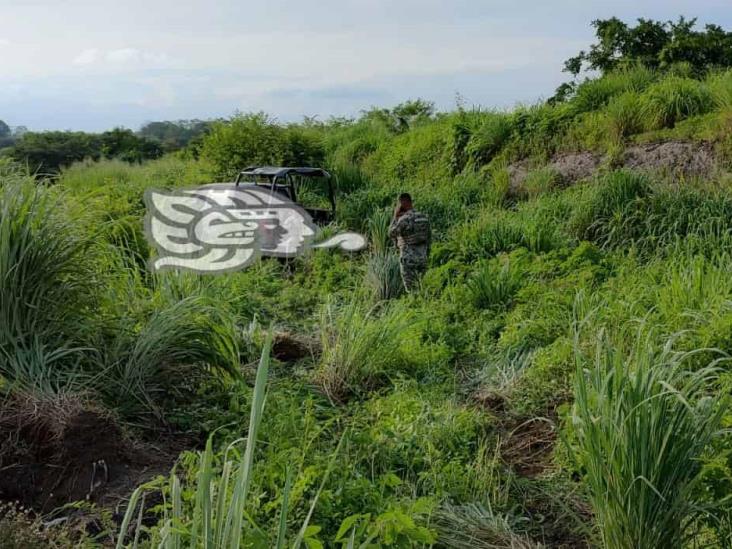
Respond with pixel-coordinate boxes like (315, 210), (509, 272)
(707, 70), (732, 109)
(571, 170), (649, 246)
(367, 208), (392, 255)
(467, 261), (522, 311)
(641, 77), (715, 129)
(365, 251), (404, 301)
(605, 91), (645, 140)
(315, 298), (415, 402)
(465, 113), (514, 167)
(99, 295), (240, 415)
(571, 329), (728, 548)
(572, 64), (657, 113)
(0, 173), (92, 349)
(0, 340), (87, 396)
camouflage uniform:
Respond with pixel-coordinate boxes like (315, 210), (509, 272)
(389, 209), (431, 292)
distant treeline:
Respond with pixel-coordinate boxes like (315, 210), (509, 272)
(0, 119), (215, 174)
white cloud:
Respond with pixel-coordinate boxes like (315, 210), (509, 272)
(72, 47), (171, 67)
(73, 48), (101, 65)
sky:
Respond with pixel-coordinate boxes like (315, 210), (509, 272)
(1, 0), (731, 131)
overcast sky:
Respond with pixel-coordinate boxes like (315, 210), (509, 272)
(1, 0), (731, 131)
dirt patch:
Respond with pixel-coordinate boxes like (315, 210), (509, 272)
(551, 151), (604, 185)
(0, 393), (182, 514)
(623, 140), (717, 177)
(499, 417), (557, 477)
(272, 331), (319, 362)
(508, 140), (720, 194)
(508, 151), (603, 196)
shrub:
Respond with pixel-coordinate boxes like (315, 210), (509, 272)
(572, 331), (728, 548)
(200, 113), (287, 178)
(349, 385), (484, 495)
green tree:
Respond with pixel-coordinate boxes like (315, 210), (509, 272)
(9, 131), (101, 173)
(564, 17), (732, 77)
(138, 119), (214, 152)
(199, 113), (329, 178)
(100, 128), (162, 163)
(361, 99), (435, 133)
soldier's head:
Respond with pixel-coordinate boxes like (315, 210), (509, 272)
(398, 192), (413, 212)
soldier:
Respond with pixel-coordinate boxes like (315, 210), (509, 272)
(389, 193), (431, 292)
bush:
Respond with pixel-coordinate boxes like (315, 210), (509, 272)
(201, 113), (308, 178)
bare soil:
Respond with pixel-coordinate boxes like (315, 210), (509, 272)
(272, 330), (319, 362)
(623, 140), (717, 176)
(509, 140), (721, 193)
(0, 394), (184, 515)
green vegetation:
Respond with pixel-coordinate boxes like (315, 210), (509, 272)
(0, 128), (163, 173)
(5, 16), (732, 549)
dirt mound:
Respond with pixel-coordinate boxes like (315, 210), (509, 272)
(0, 393), (129, 511)
(272, 331), (319, 362)
(509, 140), (720, 193)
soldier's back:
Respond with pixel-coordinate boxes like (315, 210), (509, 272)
(397, 209), (430, 248)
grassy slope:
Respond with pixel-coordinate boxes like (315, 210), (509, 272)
(4, 66), (732, 546)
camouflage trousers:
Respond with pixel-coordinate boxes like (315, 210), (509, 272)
(399, 247), (428, 293)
